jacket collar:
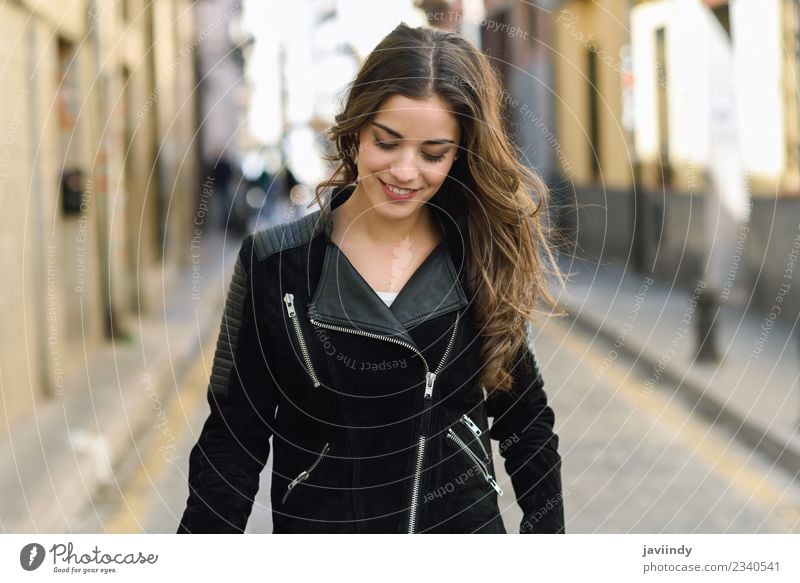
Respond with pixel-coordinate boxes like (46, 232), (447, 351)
(307, 185), (468, 345)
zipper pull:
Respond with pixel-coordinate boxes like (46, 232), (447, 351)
(281, 470), (310, 505)
(288, 470), (309, 491)
(424, 372), (437, 399)
(460, 414), (482, 437)
(283, 293), (296, 317)
(487, 475), (503, 496)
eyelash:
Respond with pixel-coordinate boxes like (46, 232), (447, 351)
(373, 139), (447, 163)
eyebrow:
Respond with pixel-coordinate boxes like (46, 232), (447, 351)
(372, 122), (456, 145)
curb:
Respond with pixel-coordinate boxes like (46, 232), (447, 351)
(564, 302), (800, 474)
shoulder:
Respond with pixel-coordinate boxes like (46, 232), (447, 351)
(250, 210), (328, 262)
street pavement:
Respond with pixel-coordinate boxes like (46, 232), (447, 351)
(541, 315), (799, 533)
(559, 259), (800, 475)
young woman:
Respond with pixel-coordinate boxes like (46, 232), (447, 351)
(179, 22), (565, 534)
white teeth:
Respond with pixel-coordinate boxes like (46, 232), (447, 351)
(384, 182), (415, 195)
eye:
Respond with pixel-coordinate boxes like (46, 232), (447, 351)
(372, 131), (448, 162)
(421, 152), (446, 163)
(373, 140), (397, 150)
(372, 132), (397, 150)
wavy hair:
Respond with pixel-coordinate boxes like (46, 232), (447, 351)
(315, 22), (565, 392)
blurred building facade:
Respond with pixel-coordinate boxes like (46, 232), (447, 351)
(541, 0), (800, 316)
(0, 0), (205, 427)
(481, 0), (562, 183)
(196, 0), (249, 164)
(549, 0), (635, 261)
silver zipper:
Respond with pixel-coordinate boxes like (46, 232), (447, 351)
(447, 428), (503, 496)
(310, 312), (460, 534)
(283, 293), (321, 387)
(310, 319), (432, 373)
(407, 435), (426, 532)
(309, 314), (460, 392)
(281, 442), (330, 505)
(459, 414), (489, 461)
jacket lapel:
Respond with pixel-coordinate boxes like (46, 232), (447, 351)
(389, 242), (467, 329)
(308, 240), (467, 346)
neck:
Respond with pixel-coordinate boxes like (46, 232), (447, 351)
(332, 185), (438, 247)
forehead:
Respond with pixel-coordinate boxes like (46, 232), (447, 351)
(370, 94), (459, 140)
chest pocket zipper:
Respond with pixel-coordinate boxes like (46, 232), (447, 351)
(283, 293), (321, 387)
(459, 414), (489, 460)
(281, 442), (331, 505)
(447, 423), (503, 496)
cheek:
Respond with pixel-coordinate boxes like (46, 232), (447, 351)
(359, 147), (392, 174)
(422, 166), (451, 188)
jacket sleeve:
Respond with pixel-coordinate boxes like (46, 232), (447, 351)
(485, 332), (565, 534)
(178, 236), (278, 533)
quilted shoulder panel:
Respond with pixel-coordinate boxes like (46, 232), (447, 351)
(208, 256), (248, 397)
(252, 211), (325, 261)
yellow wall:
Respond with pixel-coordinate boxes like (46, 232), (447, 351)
(0, 0), (200, 426)
(0, 2), (41, 424)
(554, 0), (632, 189)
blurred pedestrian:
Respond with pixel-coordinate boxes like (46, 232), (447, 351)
(179, 23), (565, 534)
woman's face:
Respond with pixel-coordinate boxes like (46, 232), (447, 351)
(352, 93), (460, 222)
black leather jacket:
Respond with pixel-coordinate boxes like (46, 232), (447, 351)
(178, 192), (565, 534)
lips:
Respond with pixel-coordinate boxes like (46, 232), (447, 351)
(379, 179), (420, 201)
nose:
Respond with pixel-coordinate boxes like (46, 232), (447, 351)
(388, 150), (419, 185)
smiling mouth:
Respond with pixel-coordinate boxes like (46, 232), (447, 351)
(379, 179), (420, 199)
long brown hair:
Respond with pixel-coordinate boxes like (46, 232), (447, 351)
(315, 22), (564, 392)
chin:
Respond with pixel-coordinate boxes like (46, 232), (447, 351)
(372, 199), (428, 221)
